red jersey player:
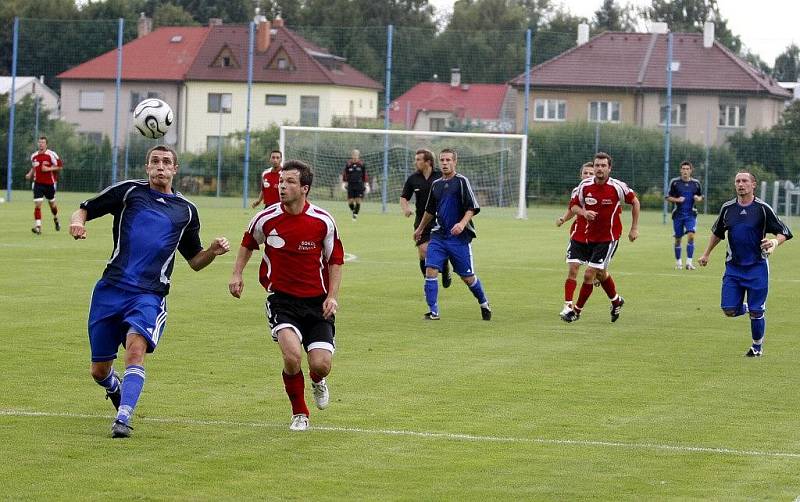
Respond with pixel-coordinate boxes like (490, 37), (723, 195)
(25, 136), (63, 234)
(251, 149), (283, 208)
(561, 152), (640, 323)
(229, 160), (344, 432)
(556, 161), (594, 317)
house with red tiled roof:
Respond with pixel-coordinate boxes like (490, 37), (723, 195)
(58, 14), (381, 152)
(389, 70), (516, 132)
(509, 23), (791, 146)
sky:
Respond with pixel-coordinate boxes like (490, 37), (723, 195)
(427, 0), (800, 66)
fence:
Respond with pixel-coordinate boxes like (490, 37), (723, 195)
(2, 17), (798, 221)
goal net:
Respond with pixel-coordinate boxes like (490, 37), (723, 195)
(279, 126), (528, 218)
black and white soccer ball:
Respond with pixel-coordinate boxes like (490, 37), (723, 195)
(133, 98), (174, 139)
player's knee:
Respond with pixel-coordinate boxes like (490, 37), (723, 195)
(723, 309), (737, 317)
(462, 274), (475, 286)
(425, 267), (438, 278)
(309, 357), (331, 378)
(89, 364), (110, 381)
(749, 311), (764, 320)
(282, 353), (302, 374)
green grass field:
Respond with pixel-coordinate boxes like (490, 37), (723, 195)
(1, 191), (799, 500)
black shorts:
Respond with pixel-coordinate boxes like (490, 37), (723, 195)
(32, 183), (56, 201)
(347, 186), (365, 199)
(266, 291), (335, 353)
(566, 240), (618, 269)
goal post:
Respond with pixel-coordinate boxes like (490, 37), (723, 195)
(279, 126), (529, 219)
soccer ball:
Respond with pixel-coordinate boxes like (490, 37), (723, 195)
(133, 98), (174, 139)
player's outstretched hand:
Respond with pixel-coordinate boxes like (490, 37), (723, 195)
(210, 237), (230, 255)
(69, 223), (87, 240)
(322, 297), (338, 319)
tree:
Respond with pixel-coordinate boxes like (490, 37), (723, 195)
(641, 0), (741, 53)
(773, 43), (799, 82)
(153, 3), (199, 28)
(593, 0), (636, 33)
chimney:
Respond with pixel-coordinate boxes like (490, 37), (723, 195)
(272, 14), (284, 28)
(703, 21), (715, 48)
(137, 13), (152, 38)
(450, 68), (461, 88)
(208, 18), (223, 27)
(577, 23), (589, 46)
(650, 22), (668, 34)
(257, 19), (272, 53)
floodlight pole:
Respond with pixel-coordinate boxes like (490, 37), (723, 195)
(242, 21), (255, 208)
(5, 17), (19, 202)
(381, 24), (394, 213)
(662, 32), (673, 225)
(111, 18), (123, 186)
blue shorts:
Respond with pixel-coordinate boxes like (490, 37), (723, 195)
(672, 215), (697, 237)
(88, 279), (167, 362)
(425, 237), (475, 277)
(721, 262), (768, 314)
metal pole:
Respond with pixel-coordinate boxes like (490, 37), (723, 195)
(216, 107), (222, 197)
(34, 94), (40, 142)
(381, 24), (394, 213)
(517, 27), (532, 219)
(5, 17), (19, 202)
(662, 32), (673, 225)
(111, 18), (124, 186)
(703, 109), (710, 214)
(242, 21), (254, 208)
(594, 121), (600, 153)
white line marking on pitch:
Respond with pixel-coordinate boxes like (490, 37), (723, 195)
(344, 253), (357, 262)
(2, 409), (800, 459)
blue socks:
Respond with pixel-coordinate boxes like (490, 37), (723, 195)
(94, 368), (120, 393)
(674, 245), (681, 260)
(750, 314), (765, 351)
(117, 365), (146, 425)
(424, 277), (439, 315)
(686, 242), (695, 259)
(468, 277), (488, 305)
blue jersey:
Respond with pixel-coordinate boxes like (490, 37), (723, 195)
(667, 177), (702, 218)
(424, 173), (480, 242)
(711, 197), (792, 267)
(80, 180), (203, 296)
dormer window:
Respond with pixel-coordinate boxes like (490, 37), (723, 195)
(267, 48), (295, 71)
(277, 58), (288, 70)
(211, 46), (240, 69)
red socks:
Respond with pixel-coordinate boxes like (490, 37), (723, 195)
(564, 279), (577, 303)
(282, 370), (309, 417)
(600, 276), (618, 301)
(34, 207), (42, 220)
(576, 282), (594, 310)
(309, 371), (323, 384)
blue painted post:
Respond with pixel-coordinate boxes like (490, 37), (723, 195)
(381, 25), (394, 213)
(34, 95), (40, 143)
(243, 21), (255, 208)
(5, 17), (19, 202)
(523, 29), (531, 139)
(111, 18), (124, 185)
(662, 32), (673, 225)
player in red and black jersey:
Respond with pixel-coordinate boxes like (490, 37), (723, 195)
(251, 150), (283, 208)
(342, 149), (368, 220)
(229, 160), (344, 432)
(25, 136), (63, 234)
(556, 161), (594, 317)
(561, 152), (640, 323)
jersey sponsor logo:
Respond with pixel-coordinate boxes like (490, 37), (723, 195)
(298, 240), (317, 251)
(266, 228), (286, 248)
(601, 199), (613, 205)
(585, 197), (598, 205)
(263, 180), (270, 188)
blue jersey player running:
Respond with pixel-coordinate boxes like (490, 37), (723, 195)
(698, 171), (792, 357)
(666, 161), (703, 270)
(413, 148), (491, 321)
(69, 145), (230, 438)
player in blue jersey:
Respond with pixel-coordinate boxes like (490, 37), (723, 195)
(69, 145), (231, 438)
(666, 161), (703, 270)
(413, 148), (491, 321)
(697, 171), (792, 357)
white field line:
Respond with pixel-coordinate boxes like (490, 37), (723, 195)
(2, 409), (800, 459)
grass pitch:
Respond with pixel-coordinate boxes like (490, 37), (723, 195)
(1, 191), (799, 500)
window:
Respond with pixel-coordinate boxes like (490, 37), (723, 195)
(222, 56), (232, 67)
(300, 96), (319, 127)
(207, 136), (228, 151)
(719, 103), (746, 128)
(131, 91), (164, 111)
(208, 93), (232, 113)
(81, 132), (103, 145)
(659, 103), (687, 126)
(265, 94), (287, 106)
(534, 99), (566, 121)
(277, 58), (289, 70)
(429, 118), (446, 131)
(589, 101), (620, 122)
(79, 91), (104, 111)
